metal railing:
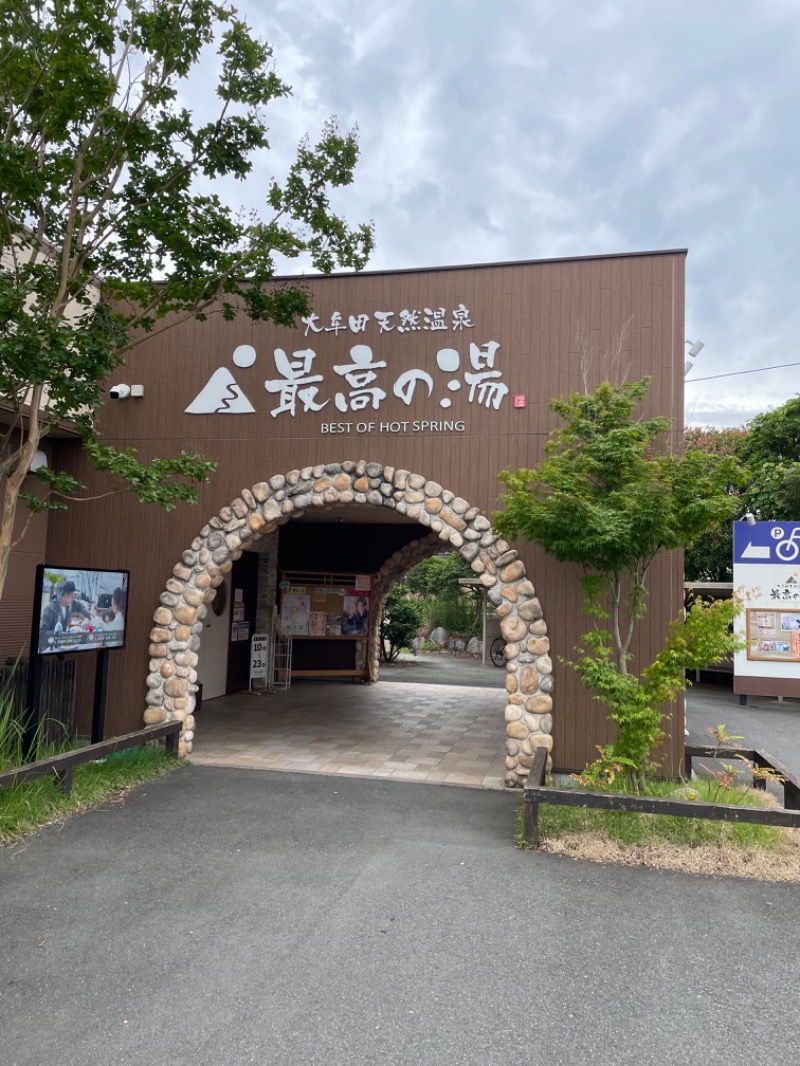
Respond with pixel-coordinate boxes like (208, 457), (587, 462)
(269, 607), (292, 690)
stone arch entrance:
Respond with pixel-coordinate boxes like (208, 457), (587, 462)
(145, 460), (553, 786)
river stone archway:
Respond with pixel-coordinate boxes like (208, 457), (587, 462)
(144, 460), (553, 786)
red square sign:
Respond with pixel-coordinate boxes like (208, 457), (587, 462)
(513, 394), (527, 408)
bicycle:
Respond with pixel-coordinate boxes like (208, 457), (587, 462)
(490, 636), (506, 667)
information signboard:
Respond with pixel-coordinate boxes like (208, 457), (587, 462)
(733, 521), (800, 690)
(250, 632), (268, 681)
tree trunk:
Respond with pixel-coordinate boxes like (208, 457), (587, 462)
(0, 472), (24, 602)
(0, 413), (42, 602)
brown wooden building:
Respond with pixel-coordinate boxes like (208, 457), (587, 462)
(4, 248), (688, 778)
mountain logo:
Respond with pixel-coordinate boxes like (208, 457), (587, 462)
(185, 368), (255, 414)
(185, 345), (258, 414)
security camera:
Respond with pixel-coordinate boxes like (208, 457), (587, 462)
(108, 384), (131, 399)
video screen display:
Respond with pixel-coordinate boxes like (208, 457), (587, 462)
(35, 565), (129, 655)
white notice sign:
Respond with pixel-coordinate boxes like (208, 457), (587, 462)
(250, 632), (268, 681)
(733, 521), (800, 687)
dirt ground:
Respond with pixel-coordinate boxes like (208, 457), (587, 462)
(538, 829), (800, 882)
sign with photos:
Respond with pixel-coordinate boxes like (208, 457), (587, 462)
(279, 582), (370, 638)
(733, 521), (800, 686)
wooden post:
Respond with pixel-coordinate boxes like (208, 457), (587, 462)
(91, 648), (109, 744)
(784, 780), (800, 811)
(22, 655), (43, 762)
(523, 749), (548, 847)
(54, 767), (73, 795)
(523, 794), (540, 847)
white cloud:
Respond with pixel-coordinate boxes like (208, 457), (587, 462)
(638, 91), (719, 178)
(194, 0), (800, 425)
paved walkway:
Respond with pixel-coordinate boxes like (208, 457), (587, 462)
(686, 683), (800, 778)
(191, 653), (800, 791)
(380, 651), (503, 687)
(3, 767), (799, 1066)
(191, 675), (508, 787)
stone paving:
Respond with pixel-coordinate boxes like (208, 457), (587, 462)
(189, 676), (508, 788)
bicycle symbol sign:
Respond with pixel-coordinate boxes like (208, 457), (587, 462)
(776, 528), (800, 562)
(734, 521), (800, 565)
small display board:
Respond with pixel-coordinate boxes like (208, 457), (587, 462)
(745, 610), (800, 662)
(250, 632), (268, 680)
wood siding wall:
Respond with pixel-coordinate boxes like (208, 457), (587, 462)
(43, 251), (687, 772)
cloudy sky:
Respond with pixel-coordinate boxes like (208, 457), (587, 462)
(204, 0), (800, 428)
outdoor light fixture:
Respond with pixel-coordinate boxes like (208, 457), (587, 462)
(684, 339), (705, 377)
(28, 450), (48, 473)
(744, 512), (756, 526)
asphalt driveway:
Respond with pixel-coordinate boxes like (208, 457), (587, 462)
(1, 765), (799, 1066)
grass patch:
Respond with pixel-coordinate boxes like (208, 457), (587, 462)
(517, 775), (800, 881)
(0, 745), (180, 845)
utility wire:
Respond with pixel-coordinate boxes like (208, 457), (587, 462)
(686, 360), (800, 383)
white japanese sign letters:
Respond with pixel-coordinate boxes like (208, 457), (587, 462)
(184, 301), (513, 430)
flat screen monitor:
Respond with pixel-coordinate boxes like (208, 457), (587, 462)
(34, 565), (130, 656)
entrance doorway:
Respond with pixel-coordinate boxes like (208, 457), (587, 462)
(147, 461), (553, 786)
(195, 571), (231, 700)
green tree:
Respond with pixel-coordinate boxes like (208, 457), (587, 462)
(0, 0), (373, 599)
(380, 587), (423, 663)
(738, 395), (800, 520)
(401, 553), (474, 598)
(683, 425), (746, 581)
(495, 378), (742, 784)
(401, 553), (481, 636)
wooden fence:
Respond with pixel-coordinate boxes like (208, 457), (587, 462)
(0, 657), (76, 746)
(522, 746), (800, 847)
(0, 720), (182, 796)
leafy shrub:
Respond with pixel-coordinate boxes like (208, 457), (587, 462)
(380, 589), (424, 661)
(420, 593), (479, 637)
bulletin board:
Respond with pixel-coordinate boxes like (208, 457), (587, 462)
(746, 609), (800, 663)
(278, 570), (374, 679)
(279, 571), (373, 635)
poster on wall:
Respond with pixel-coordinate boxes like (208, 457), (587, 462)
(744, 610), (800, 661)
(281, 591), (310, 635)
(34, 565), (129, 655)
(342, 591), (370, 636)
(733, 521), (800, 688)
(279, 577), (376, 639)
